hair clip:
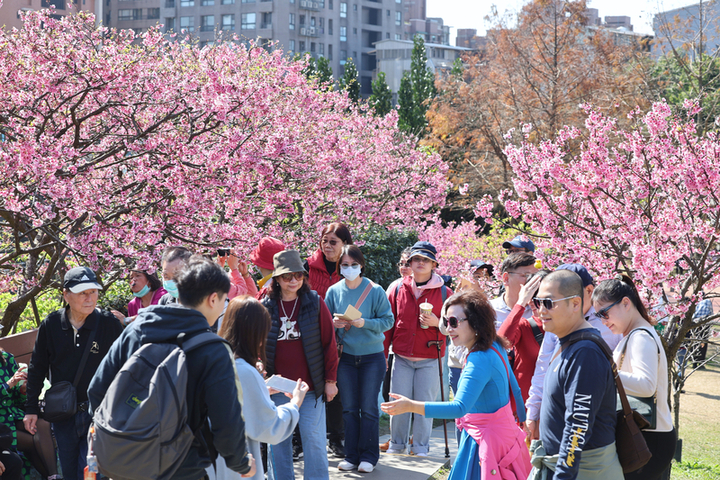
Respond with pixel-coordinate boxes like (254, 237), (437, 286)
(614, 273), (623, 281)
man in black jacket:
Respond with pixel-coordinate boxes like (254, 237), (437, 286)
(24, 267), (123, 480)
(88, 255), (255, 479)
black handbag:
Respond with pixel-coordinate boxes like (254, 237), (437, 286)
(43, 324), (97, 423)
(0, 423), (13, 450)
(615, 328), (660, 430)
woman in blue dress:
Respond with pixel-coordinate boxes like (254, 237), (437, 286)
(381, 290), (531, 479)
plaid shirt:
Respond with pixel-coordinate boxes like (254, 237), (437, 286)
(693, 299), (713, 320)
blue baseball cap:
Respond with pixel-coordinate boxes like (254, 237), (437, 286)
(409, 241), (439, 264)
(556, 263), (594, 287)
(502, 235), (535, 253)
(469, 260), (494, 276)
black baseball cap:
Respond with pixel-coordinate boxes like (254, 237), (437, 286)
(64, 267), (103, 293)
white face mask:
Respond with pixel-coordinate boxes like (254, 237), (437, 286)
(340, 265), (362, 282)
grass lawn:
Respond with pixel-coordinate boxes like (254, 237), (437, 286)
(671, 350), (720, 479)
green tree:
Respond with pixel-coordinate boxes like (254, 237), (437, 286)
(397, 35), (436, 136)
(450, 57), (464, 79)
(339, 58), (360, 104)
(315, 56), (334, 87)
(369, 72), (392, 116)
(397, 71), (414, 131)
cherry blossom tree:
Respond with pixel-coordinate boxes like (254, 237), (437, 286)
(476, 100), (720, 429)
(0, 11), (449, 333)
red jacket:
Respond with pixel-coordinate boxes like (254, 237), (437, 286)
(384, 275), (451, 360)
(306, 249), (342, 300)
(497, 303), (544, 402)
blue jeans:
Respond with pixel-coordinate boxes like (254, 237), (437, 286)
(448, 366), (462, 446)
(337, 352), (386, 466)
(52, 409), (92, 480)
(388, 355), (440, 454)
(268, 392), (329, 480)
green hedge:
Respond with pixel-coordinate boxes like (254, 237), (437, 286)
(356, 227), (418, 290)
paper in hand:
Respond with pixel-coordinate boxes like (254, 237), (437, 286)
(334, 305), (362, 322)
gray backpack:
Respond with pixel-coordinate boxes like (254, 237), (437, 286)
(89, 332), (228, 480)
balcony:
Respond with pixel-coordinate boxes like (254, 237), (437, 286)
(299, 0), (320, 11)
(200, 25), (214, 31)
(299, 26), (318, 37)
(260, 23), (272, 29)
(165, 0), (174, 6)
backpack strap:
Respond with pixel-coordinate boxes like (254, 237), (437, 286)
(178, 331), (229, 352)
(441, 285), (448, 303)
(72, 313), (99, 387)
(528, 317), (544, 347)
(489, 345), (518, 419)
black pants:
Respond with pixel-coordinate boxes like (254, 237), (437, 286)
(326, 389), (344, 443)
(382, 354), (394, 403)
(0, 450), (23, 480)
(624, 429), (677, 480)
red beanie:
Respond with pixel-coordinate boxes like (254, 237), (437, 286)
(250, 237), (285, 270)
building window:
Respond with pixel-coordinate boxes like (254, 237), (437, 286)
(180, 16), (194, 31)
(387, 9), (390, 16)
(165, 17), (175, 32)
(201, 15), (214, 31)
(310, 42), (316, 52)
(299, 41), (306, 51)
(340, 2), (347, 18)
(289, 39), (295, 52)
(118, 9), (132, 20)
(241, 13), (256, 29)
(395, 33), (401, 40)
(289, 13), (295, 30)
(201, 0), (213, 5)
(300, 14), (305, 26)
(328, 19), (333, 34)
(241, 0), (254, 2)
(329, 0), (333, 9)
(353, 3), (357, 11)
(340, 49), (347, 64)
(221, 0), (234, 4)
(180, 0), (194, 6)
(319, 43), (324, 55)
(261, 12), (271, 29)
(353, 27), (357, 35)
(395, 11), (401, 26)
(386, 32), (389, 39)
(311, 16), (316, 27)
(328, 44), (333, 60)
(222, 14), (234, 30)
(147, 8), (160, 19)
(340, 25), (346, 42)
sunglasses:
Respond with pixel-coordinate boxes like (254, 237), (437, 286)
(321, 239), (340, 246)
(532, 295), (579, 310)
(278, 272), (304, 282)
(397, 261), (411, 268)
(595, 299), (621, 320)
(442, 315), (468, 329)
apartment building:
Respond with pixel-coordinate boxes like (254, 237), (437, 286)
(104, 0), (407, 95)
(0, 0), (97, 30)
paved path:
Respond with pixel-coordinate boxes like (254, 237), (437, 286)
(294, 423), (459, 479)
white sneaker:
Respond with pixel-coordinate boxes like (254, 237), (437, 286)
(385, 446), (404, 454)
(337, 460), (357, 471)
(414, 452), (428, 457)
(358, 462), (374, 473)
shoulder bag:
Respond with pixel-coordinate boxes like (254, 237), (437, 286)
(615, 328), (659, 430)
(562, 331), (651, 473)
(43, 320), (98, 423)
(336, 281), (374, 357)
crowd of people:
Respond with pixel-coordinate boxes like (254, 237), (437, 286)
(0, 225), (688, 480)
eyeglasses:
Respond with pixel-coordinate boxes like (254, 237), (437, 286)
(508, 272), (534, 280)
(505, 248), (528, 254)
(411, 256), (430, 264)
(532, 295), (579, 310)
(595, 299), (621, 320)
(278, 272), (304, 282)
(442, 315), (468, 329)
(321, 239), (339, 246)
(397, 261), (411, 268)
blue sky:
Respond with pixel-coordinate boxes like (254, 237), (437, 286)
(427, 0), (696, 42)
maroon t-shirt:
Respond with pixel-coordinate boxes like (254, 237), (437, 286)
(272, 296), (337, 391)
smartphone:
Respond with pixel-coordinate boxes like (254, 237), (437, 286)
(217, 249), (230, 257)
(265, 375), (298, 394)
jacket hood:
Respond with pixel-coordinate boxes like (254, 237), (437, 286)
(133, 304), (211, 344)
(406, 272), (446, 299)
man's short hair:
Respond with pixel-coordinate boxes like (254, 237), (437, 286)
(500, 253), (536, 273)
(542, 270), (584, 311)
(161, 246), (193, 266)
(175, 255), (230, 308)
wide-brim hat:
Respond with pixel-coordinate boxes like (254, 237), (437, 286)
(64, 267), (103, 293)
(250, 237), (286, 271)
(502, 235), (536, 253)
(272, 250), (307, 278)
(409, 241), (438, 264)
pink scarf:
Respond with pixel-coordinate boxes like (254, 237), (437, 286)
(456, 403), (531, 480)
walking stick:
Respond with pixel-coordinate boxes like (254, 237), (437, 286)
(427, 339), (450, 458)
